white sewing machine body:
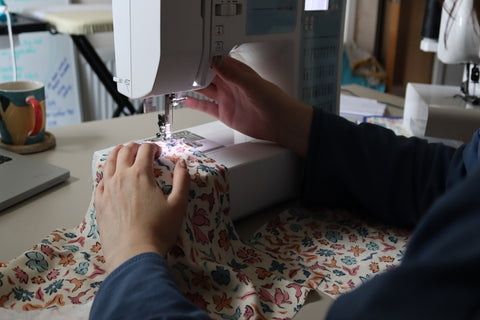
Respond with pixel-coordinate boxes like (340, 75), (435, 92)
(110, 0), (345, 220)
(404, 0), (480, 143)
(93, 121), (301, 221)
(112, 0), (344, 113)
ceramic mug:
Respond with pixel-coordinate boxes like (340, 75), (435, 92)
(0, 81), (46, 145)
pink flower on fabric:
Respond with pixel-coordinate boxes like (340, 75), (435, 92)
(258, 288), (292, 308)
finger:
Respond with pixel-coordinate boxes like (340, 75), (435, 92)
(135, 143), (161, 173)
(94, 180), (104, 199)
(117, 142), (141, 170)
(104, 145), (123, 178)
(214, 56), (259, 89)
(94, 180), (104, 212)
(195, 81), (218, 99)
(183, 96), (219, 119)
(167, 159), (190, 213)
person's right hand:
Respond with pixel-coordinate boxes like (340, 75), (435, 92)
(182, 56), (313, 157)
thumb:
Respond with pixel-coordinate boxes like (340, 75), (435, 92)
(167, 160), (190, 213)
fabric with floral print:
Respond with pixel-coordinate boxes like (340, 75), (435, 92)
(0, 139), (410, 319)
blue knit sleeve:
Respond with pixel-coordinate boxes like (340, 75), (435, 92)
(302, 108), (460, 228)
(89, 252), (209, 320)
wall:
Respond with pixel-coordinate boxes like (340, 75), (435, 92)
(354, 0), (379, 55)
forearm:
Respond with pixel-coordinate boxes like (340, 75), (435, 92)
(89, 253), (209, 320)
(275, 99), (314, 158)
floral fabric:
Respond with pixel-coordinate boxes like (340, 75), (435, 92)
(0, 140), (410, 319)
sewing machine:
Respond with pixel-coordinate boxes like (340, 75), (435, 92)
(109, 0), (345, 219)
(404, 0), (480, 143)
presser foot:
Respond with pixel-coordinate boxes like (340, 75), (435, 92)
(156, 114), (172, 141)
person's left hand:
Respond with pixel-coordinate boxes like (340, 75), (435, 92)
(94, 142), (190, 273)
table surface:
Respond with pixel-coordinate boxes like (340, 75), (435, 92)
(0, 85), (405, 319)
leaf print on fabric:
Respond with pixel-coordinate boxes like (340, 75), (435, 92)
(191, 205), (210, 244)
(40, 244), (55, 260)
(14, 267), (28, 284)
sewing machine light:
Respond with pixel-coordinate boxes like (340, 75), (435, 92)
(305, 0), (329, 11)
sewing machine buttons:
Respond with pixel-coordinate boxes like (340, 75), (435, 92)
(215, 25), (224, 36)
(215, 41), (224, 51)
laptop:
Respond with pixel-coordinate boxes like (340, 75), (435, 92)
(0, 148), (70, 211)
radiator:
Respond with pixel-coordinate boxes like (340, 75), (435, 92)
(77, 48), (164, 121)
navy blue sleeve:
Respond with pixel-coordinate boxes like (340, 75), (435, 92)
(302, 108), (461, 228)
(325, 156), (480, 320)
(89, 252), (209, 320)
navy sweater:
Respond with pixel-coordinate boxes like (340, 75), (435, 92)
(90, 108), (480, 319)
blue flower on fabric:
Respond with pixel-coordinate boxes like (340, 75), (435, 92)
(341, 256), (357, 265)
(317, 249), (335, 257)
(198, 164), (218, 175)
(41, 239), (51, 245)
(269, 260), (287, 274)
(25, 252), (48, 272)
(325, 231), (343, 243)
(302, 236), (314, 247)
(366, 242), (379, 251)
(64, 232), (77, 239)
(75, 262), (89, 275)
(158, 180), (173, 195)
(62, 245), (79, 253)
(90, 281), (103, 288)
(211, 266), (230, 286)
(45, 279), (64, 295)
(357, 227), (369, 237)
(192, 150), (204, 158)
(13, 287), (34, 302)
(388, 236), (398, 243)
(333, 270), (346, 277)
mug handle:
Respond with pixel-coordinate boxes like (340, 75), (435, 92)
(26, 96), (43, 137)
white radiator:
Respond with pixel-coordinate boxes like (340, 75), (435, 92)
(77, 48), (164, 121)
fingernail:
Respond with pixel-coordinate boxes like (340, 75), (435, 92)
(211, 55), (223, 68)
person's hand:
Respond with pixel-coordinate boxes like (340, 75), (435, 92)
(182, 56), (313, 157)
(94, 142), (190, 273)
